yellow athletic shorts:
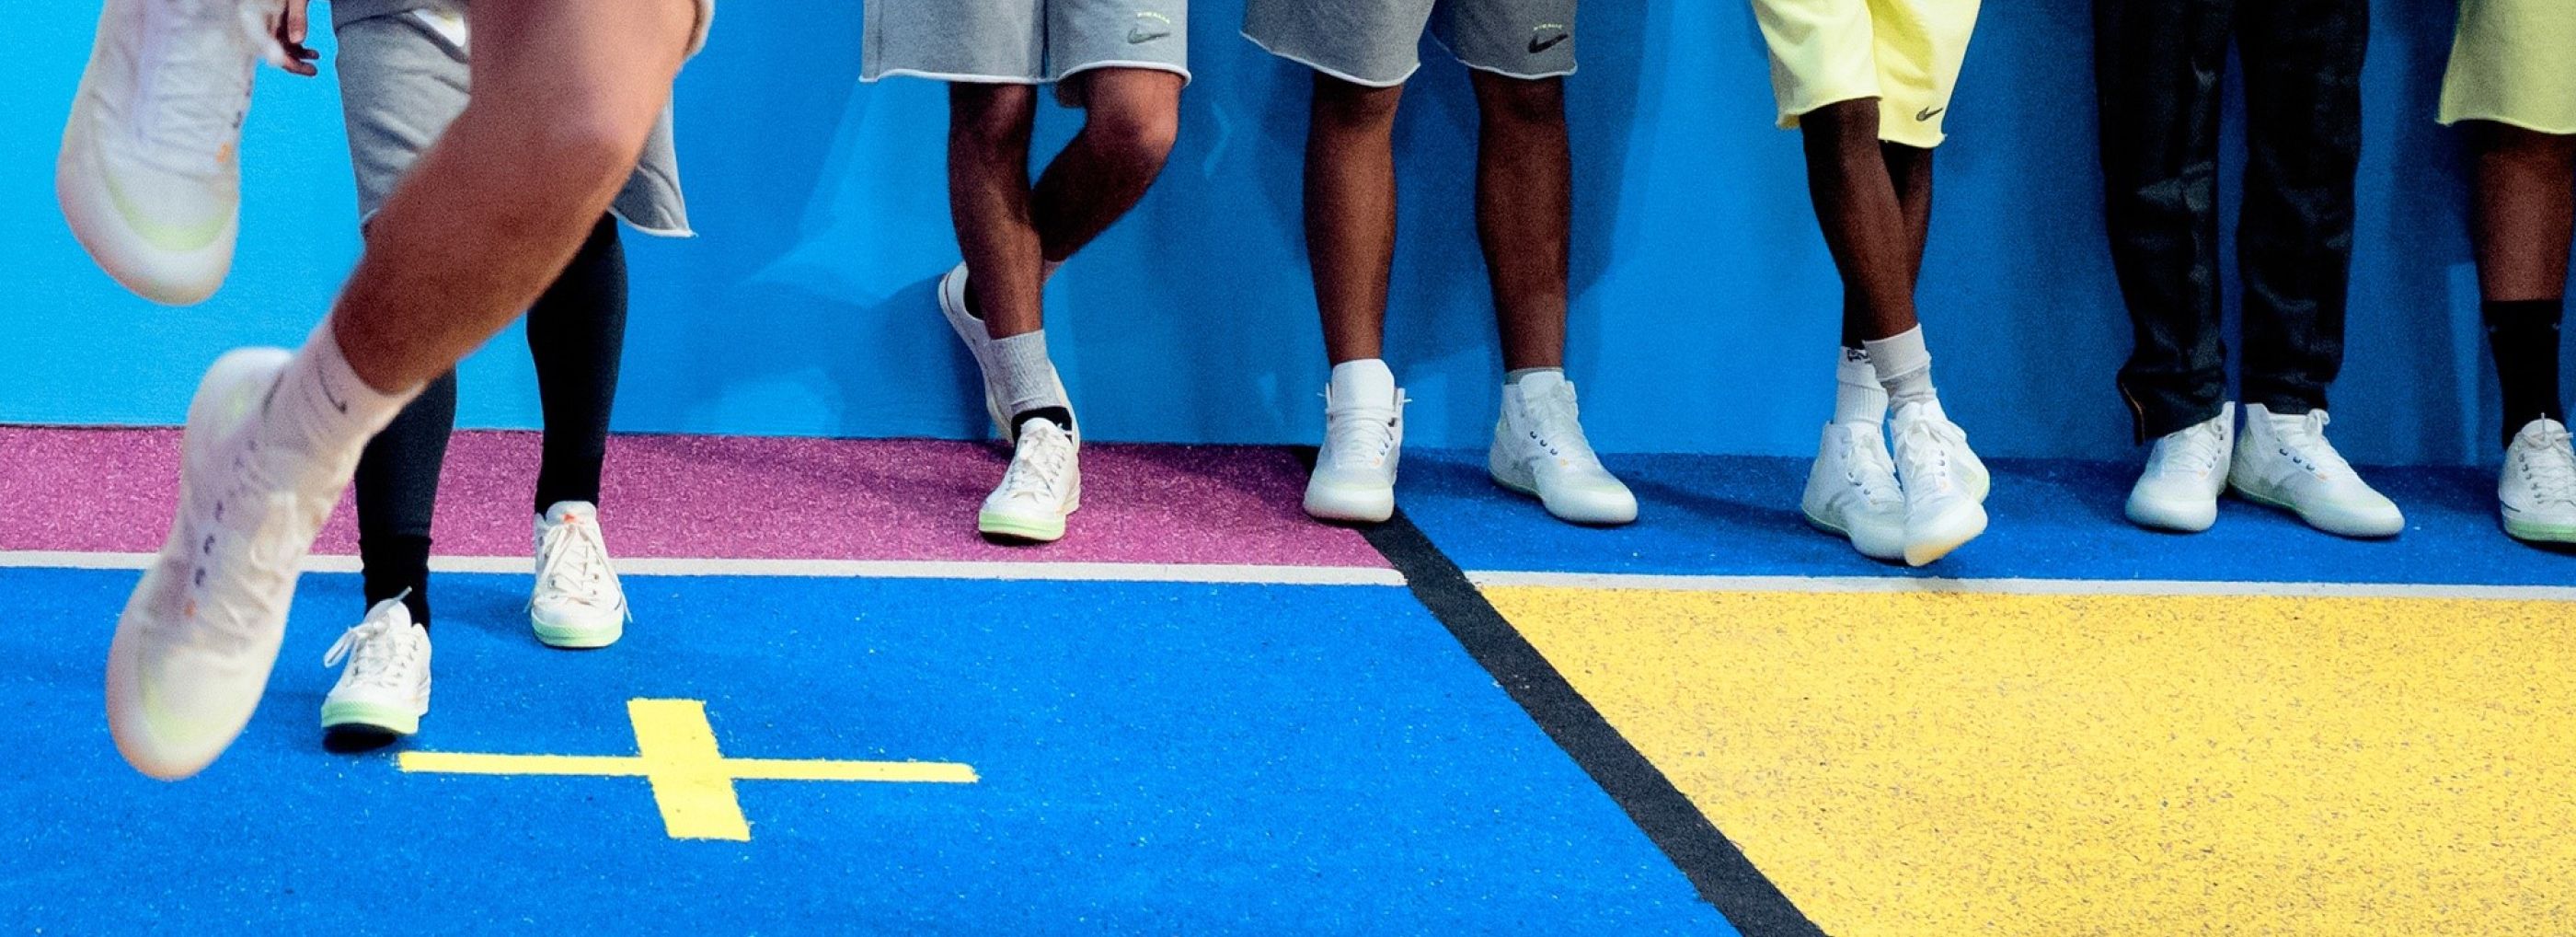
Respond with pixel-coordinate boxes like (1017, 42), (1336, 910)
(2439, 0), (2576, 134)
(1751, 0), (1981, 149)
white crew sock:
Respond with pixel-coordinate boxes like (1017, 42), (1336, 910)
(988, 330), (1069, 422)
(1861, 326), (1938, 409)
(1834, 347), (1888, 425)
(260, 317), (420, 485)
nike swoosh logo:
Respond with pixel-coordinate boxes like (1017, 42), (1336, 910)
(1529, 32), (1570, 53)
(1127, 26), (1169, 43)
(319, 376), (350, 414)
(1915, 106), (1946, 121)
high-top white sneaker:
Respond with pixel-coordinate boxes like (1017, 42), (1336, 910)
(936, 263), (1074, 445)
(57, 0), (282, 306)
(1802, 422), (1907, 561)
(2127, 404), (2235, 533)
(979, 417), (1081, 542)
(1489, 373), (1637, 525)
(2226, 404), (2404, 538)
(530, 502), (628, 649)
(1888, 399), (1988, 566)
(1305, 362), (1406, 524)
(319, 596), (431, 737)
(2500, 418), (2576, 545)
(108, 347), (350, 781)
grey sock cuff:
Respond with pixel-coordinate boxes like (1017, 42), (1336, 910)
(989, 330), (1068, 417)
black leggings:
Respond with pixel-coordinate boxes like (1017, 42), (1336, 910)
(353, 215), (629, 629)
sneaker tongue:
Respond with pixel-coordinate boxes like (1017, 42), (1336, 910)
(1328, 360), (1397, 408)
(543, 502), (597, 525)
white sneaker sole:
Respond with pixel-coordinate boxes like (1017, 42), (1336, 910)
(2229, 479), (2404, 539)
(1304, 480), (1394, 524)
(532, 614), (625, 650)
(2125, 489), (2218, 533)
(320, 699), (428, 737)
(979, 497), (1080, 543)
(1489, 451), (1639, 526)
(2501, 512), (2576, 546)
(1903, 501), (1988, 567)
(107, 348), (293, 781)
(1803, 506), (1907, 561)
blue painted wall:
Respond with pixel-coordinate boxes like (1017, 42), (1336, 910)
(1, 1), (2560, 465)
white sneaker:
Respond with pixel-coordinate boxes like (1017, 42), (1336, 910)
(937, 263), (1074, 444)
(1305, 364), (1406, 524)
(2500, 418), (2576, 545)
(2127, 404), (2235, 533)
(1488, 373), (1638, 525)
(530, 502), (628, 649)
(1888, 399), (1989, 566)
(2226, 404), (2403, 538)
(1802, 422), (1907, 561)
(319, 596), (431, 737)
(108, 347), (345, 781)
(979, 417), (1081, 542)
(58, 0), (277, 306)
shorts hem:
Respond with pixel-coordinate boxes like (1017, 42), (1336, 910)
(2436, 110), (2576, 136)
(1455, 59), (1577, 82)
(1240, 29), (1417, 88)
(1052, 60), (1193, 87)
(861, 68), (1045, 86)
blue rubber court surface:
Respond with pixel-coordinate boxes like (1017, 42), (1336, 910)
(1, 567), (1727, 934)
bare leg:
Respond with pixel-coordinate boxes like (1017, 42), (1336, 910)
(1305, 74), (1404, 364)
(1470, 73), (1570, 372)
(2470, 122), (2576, 302)
(1800, 99), (1922, 347)
(947, 84), (1045, 339)
(1032, 68), (1183, 264)
(332, 0), (695, 393)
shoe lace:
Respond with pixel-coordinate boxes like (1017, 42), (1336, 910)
(323, 608), (416, 689)
(2270, 410), (2357, 480)
(2155, 417), (2230, 478)
(1323, 392), (1405, 470)
(1520, 381), (1606, 470)
(535, 515), (623, 613)
(127, 0), (258, 176)
(2516, 422), (2576, 503)
(1835, 426), (1903, 506)
(1892, 409), (1967, 490)
(997, 422), (1075, 501)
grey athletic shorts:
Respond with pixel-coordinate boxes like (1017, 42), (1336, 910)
(863, 0), (1191, 85)
(332, 6), (694, 235)
(1242, 0), (1575, 87)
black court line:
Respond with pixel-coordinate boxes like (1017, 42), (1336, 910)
(1358, 509), (1828, 937)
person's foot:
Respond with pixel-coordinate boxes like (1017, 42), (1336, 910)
(58, 0), (268, 306)
(2127, 404), (2235, 533)
(937, 263), (1073, 444)
(529, 502), (627, 649)
(319, 596), (432, 739)
(978, 417), (1081, 542)
(1888, 399), (1988, 566)
(1305, 362), (1405, 524)
(1488, 373), (1637, 525)
(108, 347), (341, 780)
(2500, 417), (2576, 545)
(1802, 422), (1906, 561)
(2226, 405), (2404, 538)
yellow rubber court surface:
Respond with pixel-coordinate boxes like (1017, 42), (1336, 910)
(1486, 585), (2576, 936)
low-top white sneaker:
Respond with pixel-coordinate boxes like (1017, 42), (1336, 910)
(2127, 404), (2235, 533)
(937, 263), (1074, 444)
(2226, 404), (2404, 538)
(979, 418), (1081, 542)
(1489, 373), (1637, 525)
(108, 347), (347, 781)
(1305, 368), (1406, 524)
(530, 502), (628, 649)
(319, 596), (431, 737)
(1888, 399), (1988, 566)
(2501, 418), (2576, 545)
(1802, 422), (1907, 561)
(58, 0), (280, 306)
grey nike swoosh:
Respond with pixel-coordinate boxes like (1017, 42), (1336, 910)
(1128, 27), (1169, 43)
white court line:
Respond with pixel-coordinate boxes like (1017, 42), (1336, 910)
(0, 550), (1407, 587)
(1465, 570), (2576, 602)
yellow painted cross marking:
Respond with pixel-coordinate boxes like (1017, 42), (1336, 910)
(397, 699), (978, 841)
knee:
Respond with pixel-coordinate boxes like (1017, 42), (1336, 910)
(523, 111), (652, 197)
(1474, 75), (1564, 127)
(1311, 75), (1403, 131)
(1081, 101), (1179, 170)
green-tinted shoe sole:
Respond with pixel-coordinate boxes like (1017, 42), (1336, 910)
(2504, 516), (2576, 545)
(531, 617), (623, 649)
(320, 700), (421, 736)
(978, 510), (1066, 543)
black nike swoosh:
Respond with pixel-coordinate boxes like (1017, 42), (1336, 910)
(1915, 106), (1945, 121)
(1528, 33), (1570, 54)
